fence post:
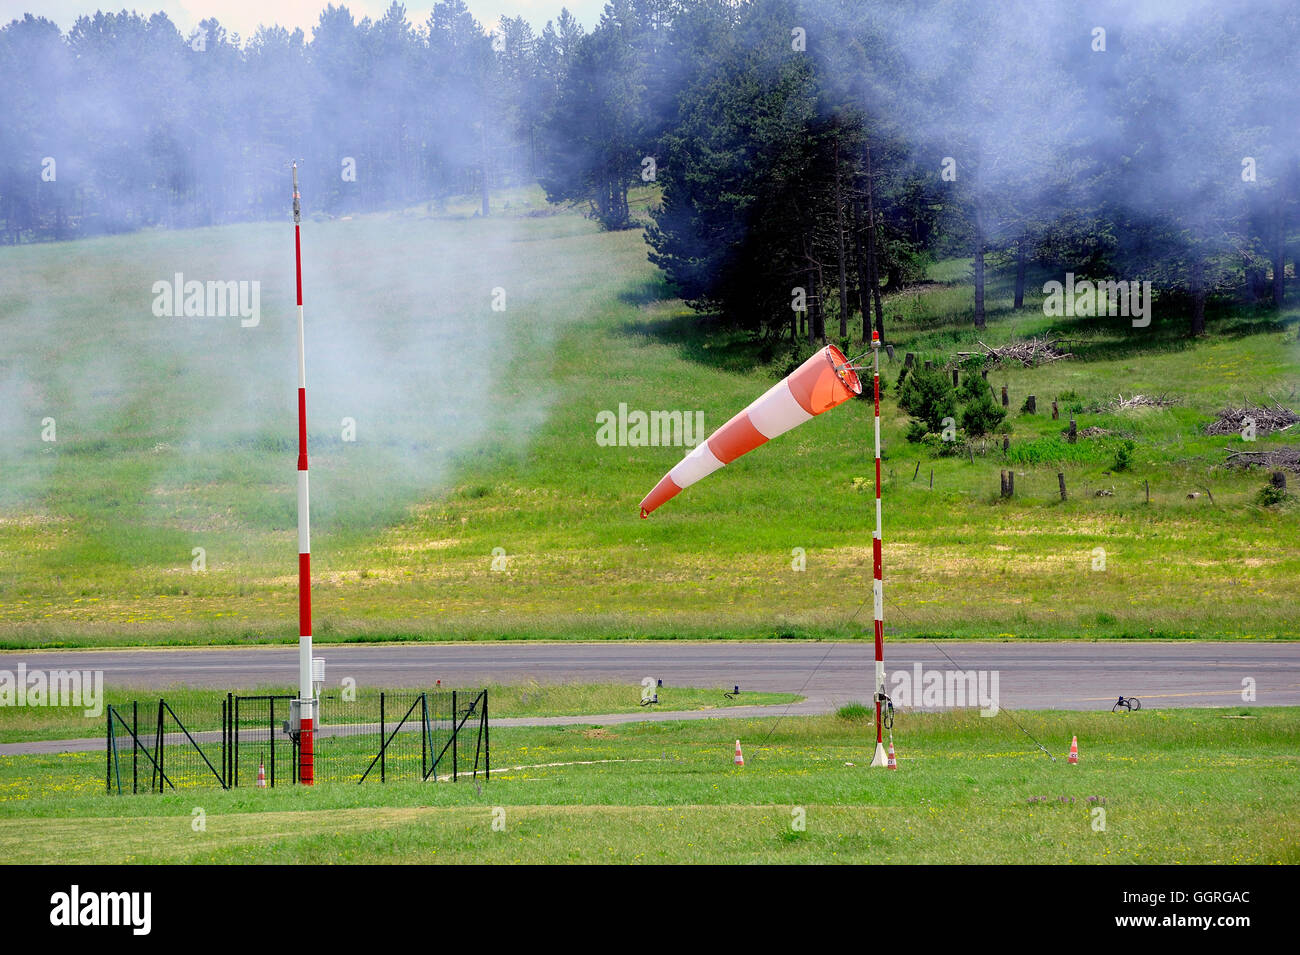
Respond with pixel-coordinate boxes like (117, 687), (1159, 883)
(1058, 472), (1067, 501)
(452, 690), (458, 783)
(132, 699), (138, 795)
(226, 693), (232, 788)
(268, 696), (275, 788)
(484, 691), (489, 780)
(155, 699), (164, 793)
(106, 708), (111, 795)
(381, 691), (387, 784)
(1001, 385), (1009, 407)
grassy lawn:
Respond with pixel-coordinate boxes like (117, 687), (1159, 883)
(0, 681), (799, 743)
(1, 188), (1297, 647)
(0, 707), (1294, 864)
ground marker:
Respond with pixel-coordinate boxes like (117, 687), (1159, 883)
(733, 740), (744, 766)
(1068, 735), (1079, 764)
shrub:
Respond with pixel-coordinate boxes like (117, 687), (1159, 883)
(897, 366), (957, 431)
(1112, 439), (1136, 472)
(962, 390), (1008, 436)
(1257, 483), (1289, 507)
(957, 371), (991, 404)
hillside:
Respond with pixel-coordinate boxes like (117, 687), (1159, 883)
(1, 192), (1297, 647)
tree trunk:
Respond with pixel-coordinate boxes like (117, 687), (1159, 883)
(852, 197), (868, 337)
(1274, 202), (1287, 309)
(479, 123), (490, 217)
(1013, 234), (1027, 310)
(1190, 257), (1207, 336)
(973, 209), (986, 330)
(864, 141), (885, 341)
(834, 138), (849, 339)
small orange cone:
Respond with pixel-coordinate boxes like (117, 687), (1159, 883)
(886, 741), (897, 770)
(733, 739), (744, 766)
(257, 760), (267, 787)
(1067, 736), (1079, 764)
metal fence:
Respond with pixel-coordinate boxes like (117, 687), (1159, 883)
(107, 688), (488, 794)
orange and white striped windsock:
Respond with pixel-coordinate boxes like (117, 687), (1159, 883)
(639, 344), (862, 518)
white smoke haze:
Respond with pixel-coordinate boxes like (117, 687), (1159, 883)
(0, 0), (1296, 542)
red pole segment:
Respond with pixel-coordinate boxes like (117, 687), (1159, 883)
(293, 163), (314, 785)
(870, 330), (888, 768)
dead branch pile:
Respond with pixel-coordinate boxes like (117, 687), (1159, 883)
(954, 337), (1073, 367)
(1223, 447), (1300, 472)
(1204, 402), (1298, 437)
(1104, 393), (1178, 411)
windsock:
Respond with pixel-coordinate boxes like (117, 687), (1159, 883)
(639, 344), (862, 517)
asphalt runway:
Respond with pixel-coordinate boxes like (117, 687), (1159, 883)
(4, 641), (1296, 711)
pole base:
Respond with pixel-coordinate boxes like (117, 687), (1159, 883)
(869, 741), (888, 767)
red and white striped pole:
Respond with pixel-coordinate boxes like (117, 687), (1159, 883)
(869, 329), (888, 768)
(292, 162), (314, 785)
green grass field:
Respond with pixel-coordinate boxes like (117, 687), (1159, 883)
(1, 707), (1294, 864)
(1, 186), (1297, 647)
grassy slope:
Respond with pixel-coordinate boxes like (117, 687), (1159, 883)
(0, 708), (1294, 864)
(0, 190), (1297, 646)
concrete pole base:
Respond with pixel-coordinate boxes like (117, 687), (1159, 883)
(870, 741), (888, 767)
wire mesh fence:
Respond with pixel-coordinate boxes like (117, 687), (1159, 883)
(107, 688), (487, 794)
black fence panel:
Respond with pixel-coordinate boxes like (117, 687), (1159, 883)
(234, 695), (296, 788)
(107, 688), (488, 793)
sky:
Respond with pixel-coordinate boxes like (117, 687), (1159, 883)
(0, 0), (606, 37)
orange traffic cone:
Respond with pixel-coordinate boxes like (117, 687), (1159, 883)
(1067, 736), (1079, 764)
(733, 740), (744, 766)
(257, 760), (267, 787)
(886, 741), (897, 770)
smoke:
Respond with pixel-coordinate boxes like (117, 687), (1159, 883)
(818, 0), (1299, 245)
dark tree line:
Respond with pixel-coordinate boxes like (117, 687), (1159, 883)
(2, 0), (1297, 340)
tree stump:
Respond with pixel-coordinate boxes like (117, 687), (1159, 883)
(1002, 435), (1010, 453)
(1052, 400), (1059, 420)
(1001, 385), (1009, 407)
(1271, 470), (1287, 490)
(904, 352), (915, 369)
(1025, 395), (1037, 414)
(924, 360), (932, 372)
(952, 369), (959, 387)
(1067, 418), (1077, 444)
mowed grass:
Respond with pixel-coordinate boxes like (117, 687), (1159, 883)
(0, 708), (1294, 864)
(0, 681), (799, 742)
(0, 189), (1298, 646)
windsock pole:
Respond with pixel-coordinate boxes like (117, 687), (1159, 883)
(869, 330), (888, 768)
(293, 162), (314, 785)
